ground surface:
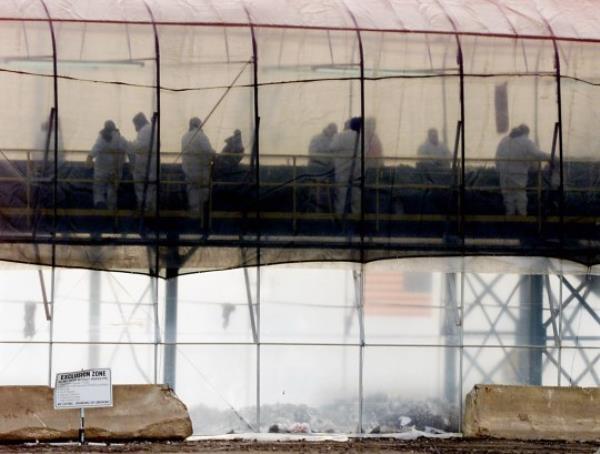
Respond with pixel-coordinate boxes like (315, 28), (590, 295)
(0, 439), (598, 453)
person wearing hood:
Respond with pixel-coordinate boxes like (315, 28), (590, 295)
(220, 129), (244, 168)
(87, 120), (129, 210)
(308, 122), (338, 212)
(329, 116), (363, 215)
(128, 112), (157, 211)
(181, 117), (216, 215)
(495, 124), (549, 215)
(417, 128), (451, 171)
(309, 122), (337, 170)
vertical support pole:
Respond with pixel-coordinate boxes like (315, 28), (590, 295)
(164, 267), (178, 389)
(343, 6), (366, 433)
(442, 273), (459, 405)
(447, 121), (463, 237)
(518, 275), (544, 385)
(557, 269), (563, 386)
(256, 266), (261, 432)
(530, 275), (544, 385)
(356, 24), (366, 438)
(153, 18), (160, 237)
(356, 266), (365, 434)
(144, 0), (163, 388)
(39, 0), (58, 249)
(458, 266), (465, 430)
(149, 4), (161, 274)
(39, 0), (58, 387)
(245, 12), (262, 432)
(89, 271), (101, 368)
(356, 24), (366, 256)
(144, 0), (161, 227)
(79, 408), (85, 445)
(442, 268), (464, 431)
(152, 276), (160, 384)
(47, 266), (55, 387)
(455, 35), (466, 245)
(552, 40), (565, 250)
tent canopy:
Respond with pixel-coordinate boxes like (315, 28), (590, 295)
(2, 0), (600, 42)
(0, 0), (598, 276)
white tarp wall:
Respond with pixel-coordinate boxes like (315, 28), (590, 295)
(0, 0), (600, 436)
(1, 257), (600, 434)
(0, 1), (599, 270)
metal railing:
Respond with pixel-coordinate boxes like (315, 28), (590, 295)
(0, 148), (596, 228)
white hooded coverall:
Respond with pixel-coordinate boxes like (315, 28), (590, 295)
(181, 127), (215, 214)
(496, 134), (547, 215)
(129, 122), (157, 211)
(89, 132), (128, 209)
(417, 140), (451, 171)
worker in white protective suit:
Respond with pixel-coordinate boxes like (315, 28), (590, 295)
(86, 120), (129, 210)
(330, 117), (362, 215)
(128, 112), (157, 211)
(495, 124), (549, 216)
(417, 128), (451, 171)
(181, 117), (216, 216)
(309, 122), (338, 169)
(308, 122), (338, 212)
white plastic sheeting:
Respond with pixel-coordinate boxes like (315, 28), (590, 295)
(2, 1), (600, 42)
(1, 257), (600, 434)
(0, 2), (599, 436)
(0, 0), (599, 273)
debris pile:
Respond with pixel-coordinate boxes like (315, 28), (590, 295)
(189, 395), (458, 435)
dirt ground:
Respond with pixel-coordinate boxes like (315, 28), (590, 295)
(0, 439), (598, 453)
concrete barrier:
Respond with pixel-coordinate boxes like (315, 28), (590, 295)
(0, 384), (192, 442)
(463, 384), (600, 441)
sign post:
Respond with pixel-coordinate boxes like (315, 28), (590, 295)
(54, 368), (112, 444)
(80, 408), (85, 444)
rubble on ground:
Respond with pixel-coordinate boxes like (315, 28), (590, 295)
(188, 395), (458, 435)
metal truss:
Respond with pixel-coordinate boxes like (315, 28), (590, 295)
(451, 271), (600, 398)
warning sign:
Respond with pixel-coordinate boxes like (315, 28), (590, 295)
(54, 368), (113, 409)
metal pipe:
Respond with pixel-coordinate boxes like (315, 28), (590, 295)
(244, 9), (262, 431)
(343, 6), (366, 432)
(164, 269), (178, 389)
(38, 0), (58, 387)
(455, 35), (466, 245)
(89, 271), (101, 367)
(552, 40), (565, 251)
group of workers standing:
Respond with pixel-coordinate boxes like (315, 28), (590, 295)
(74, 112), (550, 217)
(308, 116), (384, 215)
(308, 118), (453, 215)
(417, 122), (549, 216)
(86, 113), (243, 214)
(308, 118), (549, 216)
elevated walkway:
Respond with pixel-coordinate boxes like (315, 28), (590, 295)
(0, 153), (598, 270)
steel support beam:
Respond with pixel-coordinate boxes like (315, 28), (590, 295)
(518, 275), (544, 384)
(164, 267), (178, 389)
(442, 273), (459, 403)
(89, 270), (101, 368)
